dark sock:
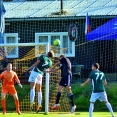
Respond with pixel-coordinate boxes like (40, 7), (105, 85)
(55, 92), (61, 104)
(69, 93), (75, 106)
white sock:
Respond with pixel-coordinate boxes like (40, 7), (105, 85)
(106, 102), (114, 116)
(30, 89), (35, 103)
(38, 92), (42, 105)
(89, 103), (94, 117)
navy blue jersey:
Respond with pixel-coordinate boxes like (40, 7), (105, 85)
(59, 57), (71, 76)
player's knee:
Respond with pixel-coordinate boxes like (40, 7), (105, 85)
(13, 96), (18, 100)
(69, 93), (73, 96)
(66, 87), (71, 93)
(1, 96), (5, 100)
(58, 87), (62, 92)
(1, 94), (6, 99)
(37, 89), (41, 92)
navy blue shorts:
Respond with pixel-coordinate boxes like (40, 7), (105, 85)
(59, 74), (72, 87)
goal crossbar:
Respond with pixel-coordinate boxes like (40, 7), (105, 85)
(0, 42), (49, 47)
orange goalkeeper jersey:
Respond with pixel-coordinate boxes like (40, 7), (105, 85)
(0, 70), (20, 87)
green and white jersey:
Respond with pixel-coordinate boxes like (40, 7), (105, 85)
(33, 55), (52, 75)
(89, 70), (106, 93)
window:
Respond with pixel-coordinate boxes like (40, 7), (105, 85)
(4, 33), (19, 58)
(35, 32), (75, 57)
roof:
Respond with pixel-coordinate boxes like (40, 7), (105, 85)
(3, 0), (117, 19)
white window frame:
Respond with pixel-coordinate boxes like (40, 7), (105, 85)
(4, 33), (19, 58)
(35, 32), (75, 57)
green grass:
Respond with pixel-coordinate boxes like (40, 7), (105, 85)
(0, 112), (117, 117)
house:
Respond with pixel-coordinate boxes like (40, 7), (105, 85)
(1, 0), (117, 81)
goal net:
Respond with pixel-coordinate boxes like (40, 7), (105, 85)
(0, 43), (71, 113)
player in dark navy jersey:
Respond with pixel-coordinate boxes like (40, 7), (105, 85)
(81, 63), (116, 117)
(49, 54), (76, 113)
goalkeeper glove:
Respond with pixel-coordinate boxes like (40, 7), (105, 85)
(18, 83), (22, 88)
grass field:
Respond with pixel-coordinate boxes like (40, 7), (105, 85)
(0, 112), (116, 117)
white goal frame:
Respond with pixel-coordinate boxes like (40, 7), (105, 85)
(0, 42), (50, 114)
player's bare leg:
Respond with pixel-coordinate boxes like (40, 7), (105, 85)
(30, 82), (36, 110)
(13, 93), (21, 115)
(1, 93), (6, 115)
(36, 83), (42, 113)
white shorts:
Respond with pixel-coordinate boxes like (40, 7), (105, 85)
(90, 91), (108, 102)
(28, 70), (43, 84)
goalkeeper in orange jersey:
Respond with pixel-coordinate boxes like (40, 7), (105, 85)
(0, 62), (22, 115)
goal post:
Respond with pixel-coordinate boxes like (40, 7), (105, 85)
(0, 42), (71, 113)
(0, 42), (50, 113)
(45, 42), (50, 114)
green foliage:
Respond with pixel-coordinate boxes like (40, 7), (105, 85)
(71, 83), (91, 111)
(15, 84), (30, 101)
(1, 83), (117, 112)
(0, 85), (30, 111)
(71, 83), (117, 111)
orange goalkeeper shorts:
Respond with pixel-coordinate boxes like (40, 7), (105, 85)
(1, 86), (17, 95)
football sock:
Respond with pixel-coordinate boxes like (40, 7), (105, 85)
(1, 99), (6, 111)
(15, 99), (19, 110)
(38, 92), (42, 105)
(106, 102), (114, 116)
(55, 92), (61, 104)
(89, 103), (94, 117)
(30, 89), (35, 103)
(69, 93), (75, 106)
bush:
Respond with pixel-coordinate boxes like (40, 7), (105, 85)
(1, 83), (117, 112)
(71, 82), (117, 112)
(0, 85), (30, 111)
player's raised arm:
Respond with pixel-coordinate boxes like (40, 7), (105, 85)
(49, 61), (60, 72)
(25, 60), (40, 71)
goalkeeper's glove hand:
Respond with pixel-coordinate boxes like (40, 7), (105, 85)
(18, 83), (22, 88)
(0, 83), (2, 87)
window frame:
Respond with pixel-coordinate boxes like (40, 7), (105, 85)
(35, 32), (75, 57)
(4, 33), (19, 58)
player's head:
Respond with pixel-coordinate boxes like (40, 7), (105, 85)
(6, 62), (13, 71)
(92, 63), (100, 70)
(59, 54), (66, 60)
(47, 50), (54, 58)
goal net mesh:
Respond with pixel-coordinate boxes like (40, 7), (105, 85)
(0, 43), (71, 112)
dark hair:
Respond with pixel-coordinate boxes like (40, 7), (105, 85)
(92, 63), (100, 69)
(6, 62), (13, 66)
(59, 54), (66, 58)
(48, 50), (54, 57)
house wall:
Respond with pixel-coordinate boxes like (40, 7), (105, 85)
(4, 17), (117, 77)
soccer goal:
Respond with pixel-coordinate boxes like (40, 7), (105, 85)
(0, 42), (71, 114)
(0, 42), (50, 113)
